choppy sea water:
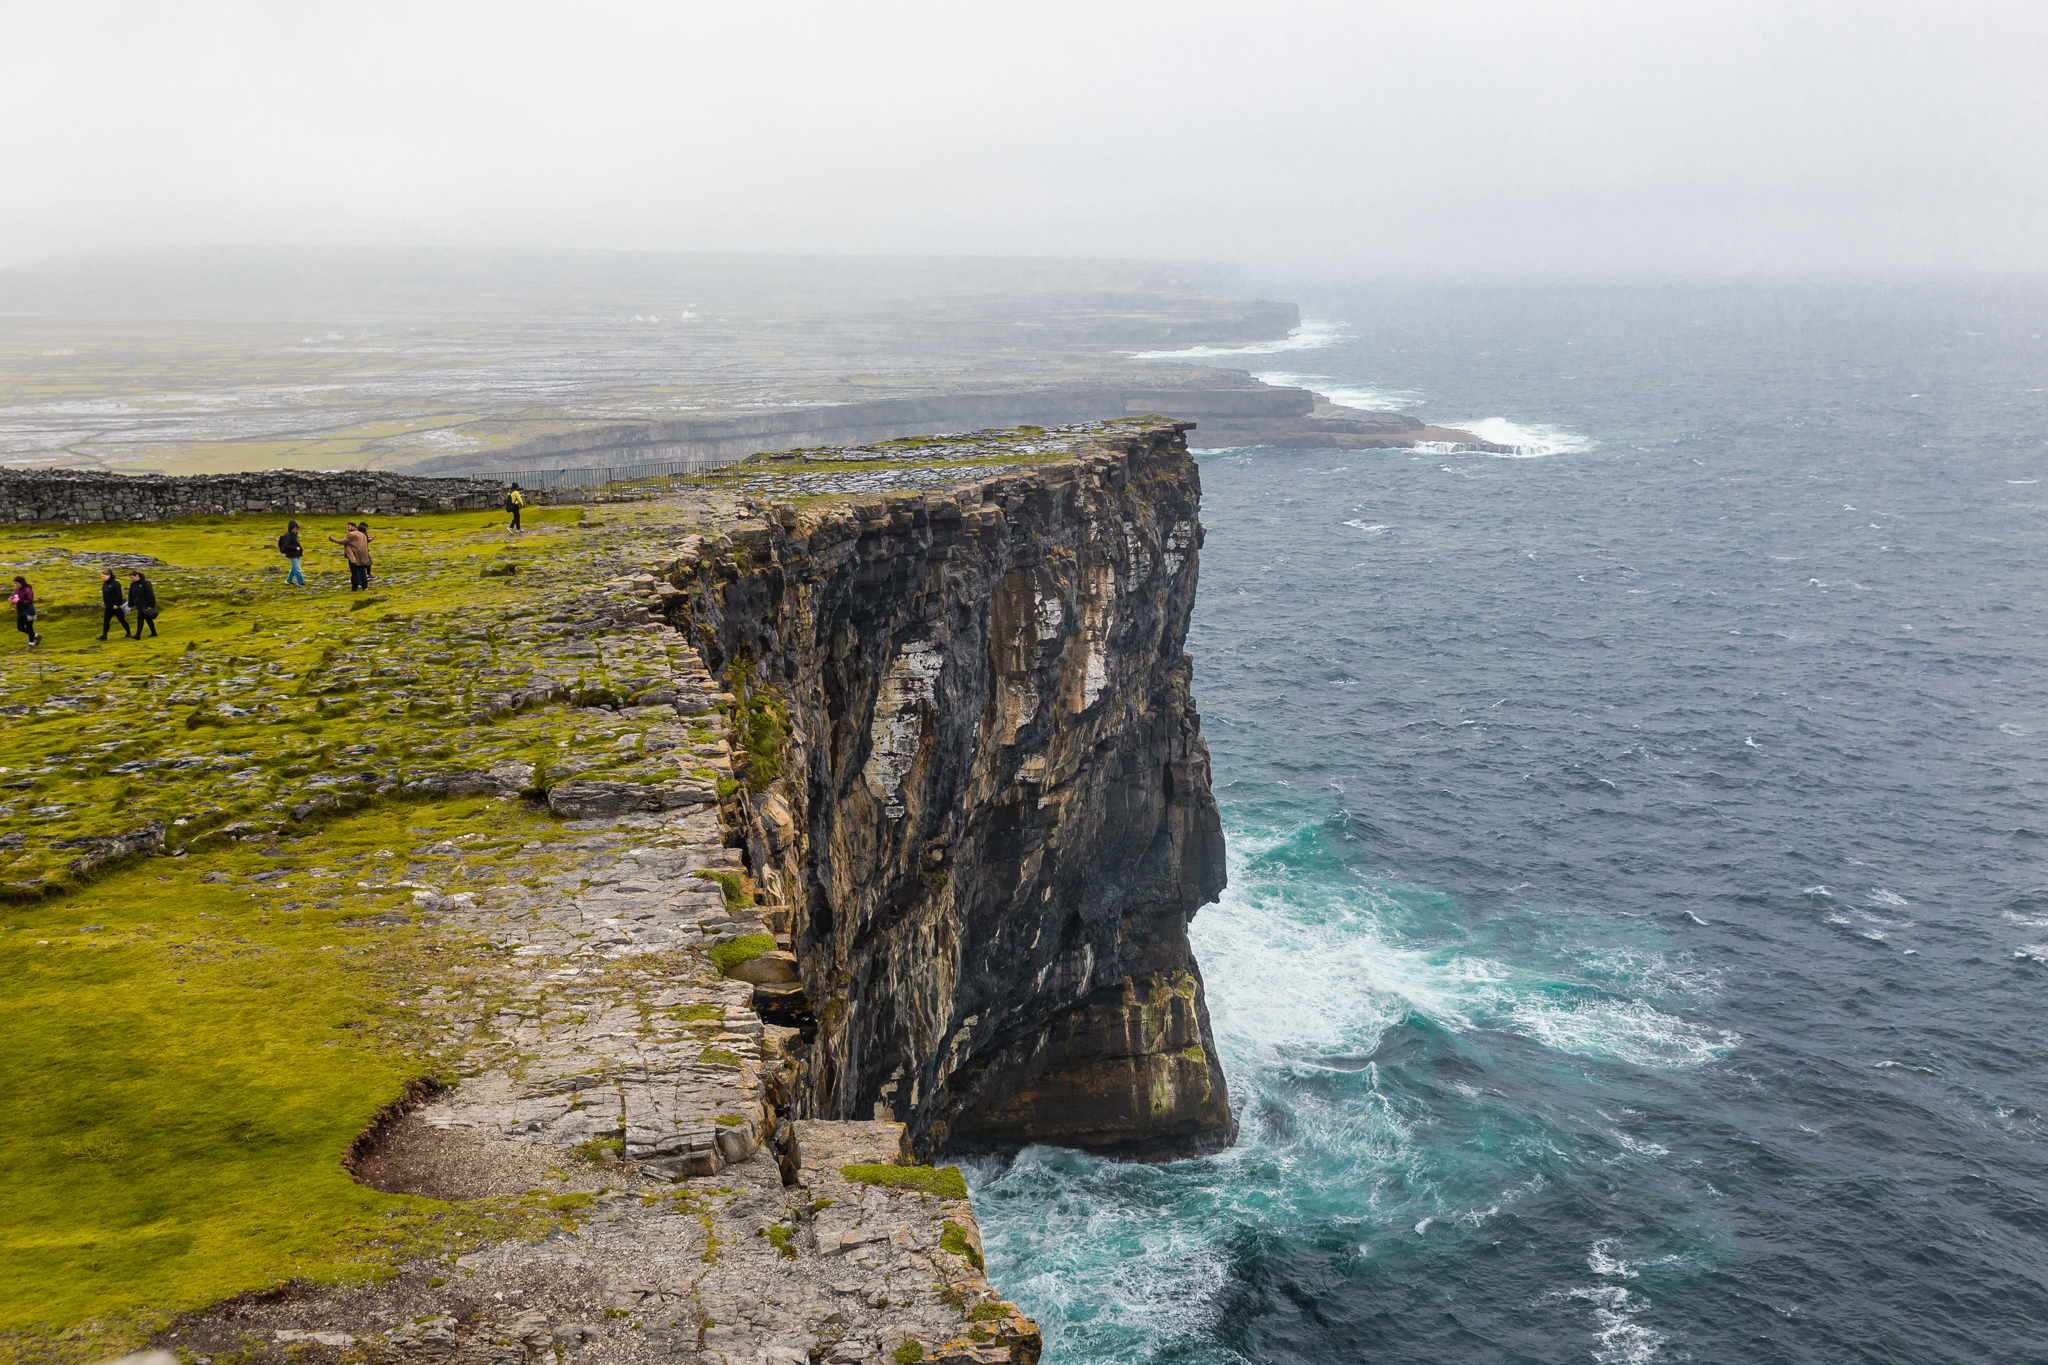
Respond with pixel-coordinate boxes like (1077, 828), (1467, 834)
(968, 282), (2048, 1363)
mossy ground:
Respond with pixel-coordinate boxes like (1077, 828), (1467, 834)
(0, 795), (583, 1360)
(709, 933), (775, 976)
(0, 493), (745, 1361)
(0, 503), (702, 891)
(838, 1164), (971, 1201)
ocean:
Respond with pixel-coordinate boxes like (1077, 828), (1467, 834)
(966, 281), (2048, 1363)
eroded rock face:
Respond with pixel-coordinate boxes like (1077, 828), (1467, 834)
(675, 422), (1233, 1158)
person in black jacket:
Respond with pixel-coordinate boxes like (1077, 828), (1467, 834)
(280, 520), (305, 587)
(127, 569), (158, 639)
(97, 568), (132, 640)
(10, 576), (39, 648)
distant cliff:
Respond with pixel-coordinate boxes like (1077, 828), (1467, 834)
(665, 422), (1235, 1159)
(401, 377), (1312, 477)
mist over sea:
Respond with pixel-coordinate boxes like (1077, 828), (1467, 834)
(967, 281), (2048, 1363)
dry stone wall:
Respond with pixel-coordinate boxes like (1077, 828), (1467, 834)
(0, 467), (520, 524)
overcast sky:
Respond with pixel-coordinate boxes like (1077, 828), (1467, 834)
(5, 0), (2044, 280)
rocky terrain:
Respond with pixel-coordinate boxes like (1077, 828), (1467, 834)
(3, 420), (1229, 1365)
(0, 249), (1298, 476)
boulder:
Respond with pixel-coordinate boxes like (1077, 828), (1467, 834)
(727, 950), (799, 985)
(53, 821), (165, 875)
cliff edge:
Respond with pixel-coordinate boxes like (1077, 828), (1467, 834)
(667, 420), (1235, 1160)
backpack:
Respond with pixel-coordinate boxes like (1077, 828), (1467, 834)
(504, 493), (517, 512)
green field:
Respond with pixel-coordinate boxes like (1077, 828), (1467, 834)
(0, 796), (588, 1361)
(0, 496), (725, 1362)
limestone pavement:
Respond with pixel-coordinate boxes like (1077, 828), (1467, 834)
(161, 615), (1039, 1365)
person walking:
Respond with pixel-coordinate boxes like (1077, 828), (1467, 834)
(358, 521), (374, 582)
(10, 576), (39, 648)
(97, 568), (133, 640)
(279, 520), (305, 586)
(329, 522), (371, 590)
(505, 484), (524, 531)
(127, 569), (159, 639)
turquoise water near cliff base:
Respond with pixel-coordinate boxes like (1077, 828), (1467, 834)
(967, 282), (2048, 1363)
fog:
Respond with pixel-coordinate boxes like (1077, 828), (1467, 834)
(5, 0), (2045, 279)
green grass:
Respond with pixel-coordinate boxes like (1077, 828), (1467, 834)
(707, 934), (774, 976)
(939, 1220), (984, 1271)
(0, 502), (694, 893)
(0, 794), (575, 1359)
(695, 869), (753, 914)
(0, 493), (753, 1358)
(839, 1164), (970, 1201)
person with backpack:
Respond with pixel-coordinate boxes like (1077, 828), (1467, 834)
(278, 520), (305, 586)
(10, 576), (39, 648)
(127, 569), (159, 639)
(505, 484), (524, 530)
(329, 522), (371, 590)
(97, 567), (133, 640)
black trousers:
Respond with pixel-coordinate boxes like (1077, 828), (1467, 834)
(349, 562), (369, 590)
(510, 506), (522, 528)
(15, 612), (33, 641)
(100, 605), (131, 638)
(135, 610), (157, 637)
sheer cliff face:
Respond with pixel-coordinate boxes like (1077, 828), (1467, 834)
(677, 422), (1232, 1160)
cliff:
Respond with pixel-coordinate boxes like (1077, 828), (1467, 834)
(664, 420), (1235, 1159)
(2, 422), (1230, 1363)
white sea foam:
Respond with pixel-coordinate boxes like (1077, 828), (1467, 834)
(1508, 997), (1739, 1071)
(1126, 318), (1349, 359)
(983, 811), (1732, 1360)
(1253, 369), (1422, 411)
(1588, 1241), (1639, 1278)
(1197, 839), (1736, 1072)
(1613, 1133), (1671, 1159)
(1342, 520), (1393, 535)
(1430, 417), (1596, 458)
(1868, 889), (1910, 908)
(1550, 1284), (1668, 1364)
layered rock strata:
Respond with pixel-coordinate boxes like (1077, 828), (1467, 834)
(659, 420), (1234, 1159)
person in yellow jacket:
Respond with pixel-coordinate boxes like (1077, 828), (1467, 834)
(505, 484), (525, 531)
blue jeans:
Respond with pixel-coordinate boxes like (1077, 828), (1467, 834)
(287, 557), (305, 585)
